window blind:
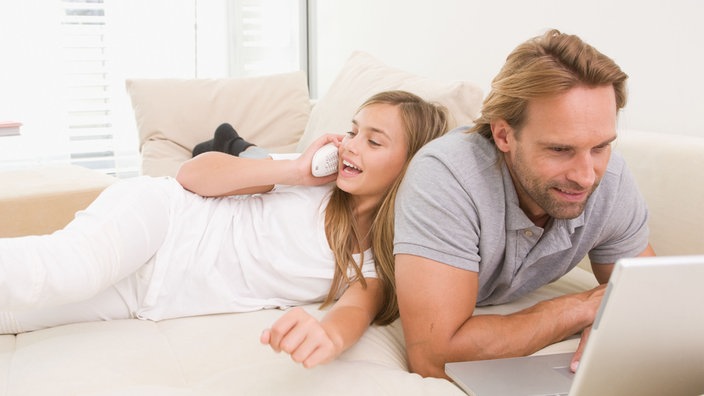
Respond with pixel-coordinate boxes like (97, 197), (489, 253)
(60, 0), (120, 174)
(0, 0), (306, 177)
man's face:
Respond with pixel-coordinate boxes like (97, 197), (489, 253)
(492, 85), (618, 226)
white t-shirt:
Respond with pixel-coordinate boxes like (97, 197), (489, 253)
(132, 181), (376, 321)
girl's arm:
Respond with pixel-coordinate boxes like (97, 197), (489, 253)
(176, 134), (343, 197)
(260, 278), (383, 368)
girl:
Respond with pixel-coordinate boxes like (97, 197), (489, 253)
(0, 90), (448, 368)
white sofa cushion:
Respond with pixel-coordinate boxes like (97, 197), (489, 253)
(297, 51), (484, 151)
(0, 267), (596, 395)
(126, 71), (312, 177)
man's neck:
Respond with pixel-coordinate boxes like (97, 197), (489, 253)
(530, 213), (552, 229)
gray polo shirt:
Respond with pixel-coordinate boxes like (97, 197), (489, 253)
(394, 127), (649, 305)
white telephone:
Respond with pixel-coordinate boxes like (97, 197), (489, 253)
(311, 143), (339, 177)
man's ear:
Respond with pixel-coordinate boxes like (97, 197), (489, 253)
(491, 119), (512, 153)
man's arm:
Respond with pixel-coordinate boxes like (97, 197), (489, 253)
(590, 243), (655, 284)
(395, 253), (606, 379)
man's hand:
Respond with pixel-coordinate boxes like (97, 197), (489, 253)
(572, 246), (656, 372)
(260, 307), (341, 368)
(568, 282), (609, 372)
(571, 325), (591, 372)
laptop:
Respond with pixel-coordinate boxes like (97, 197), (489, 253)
(445, 255), (704, 396)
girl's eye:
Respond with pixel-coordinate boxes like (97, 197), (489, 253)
(368, 140), (381, 147)
(345, 130), (356, 137)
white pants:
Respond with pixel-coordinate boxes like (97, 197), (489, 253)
(0, 176), (175, 333)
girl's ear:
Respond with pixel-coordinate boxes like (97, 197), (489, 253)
(490, 119), (512, 153)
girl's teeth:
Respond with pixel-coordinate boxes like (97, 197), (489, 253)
(343, 160), (361, 171)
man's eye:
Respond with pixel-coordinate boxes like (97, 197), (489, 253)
(593, 144), (609, 153)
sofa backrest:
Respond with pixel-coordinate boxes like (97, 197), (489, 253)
(615, 129), (704, 257)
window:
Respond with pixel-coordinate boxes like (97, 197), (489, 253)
(61, 0), (115, 173)
(228, 0), (308, 77)
(0, 0), (307, 177)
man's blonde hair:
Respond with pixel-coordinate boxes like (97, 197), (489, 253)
(472, 29), (628, 140)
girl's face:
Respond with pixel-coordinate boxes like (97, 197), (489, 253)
(335, 103), (408, 207)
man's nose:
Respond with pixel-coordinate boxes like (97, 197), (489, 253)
(567, 152), (596, 188)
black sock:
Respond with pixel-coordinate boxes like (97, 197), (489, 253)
(192, 138), (213, 157)
(213, 123), (255, 155)
(192, 123), (255, 157)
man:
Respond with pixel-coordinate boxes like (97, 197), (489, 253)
(393, 29), (655, 379)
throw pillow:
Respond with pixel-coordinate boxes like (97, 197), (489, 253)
(126, 71), (311, 177)
(296, 51), (483, 152)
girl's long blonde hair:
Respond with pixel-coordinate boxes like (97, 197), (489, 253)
(322, 90), (449, 325)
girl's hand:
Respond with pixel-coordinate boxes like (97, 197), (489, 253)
(294, 134), (345, 185)
(260, 307), (341, 368)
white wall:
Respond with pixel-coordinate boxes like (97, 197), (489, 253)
(310, 0), (704, 138)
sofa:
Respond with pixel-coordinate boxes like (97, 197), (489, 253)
(1, 51), (703, 395)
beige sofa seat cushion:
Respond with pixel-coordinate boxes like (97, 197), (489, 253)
(126, 71), (312, 177)
(0, 267), (596, 395)
(297, 51), (484, 151)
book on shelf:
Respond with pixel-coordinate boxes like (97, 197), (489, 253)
(0, 121), (22, 136)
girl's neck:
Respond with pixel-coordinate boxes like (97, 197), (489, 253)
(351, 196), (378, 251)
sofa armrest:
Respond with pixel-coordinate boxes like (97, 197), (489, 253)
(0, 165), (116, 237)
